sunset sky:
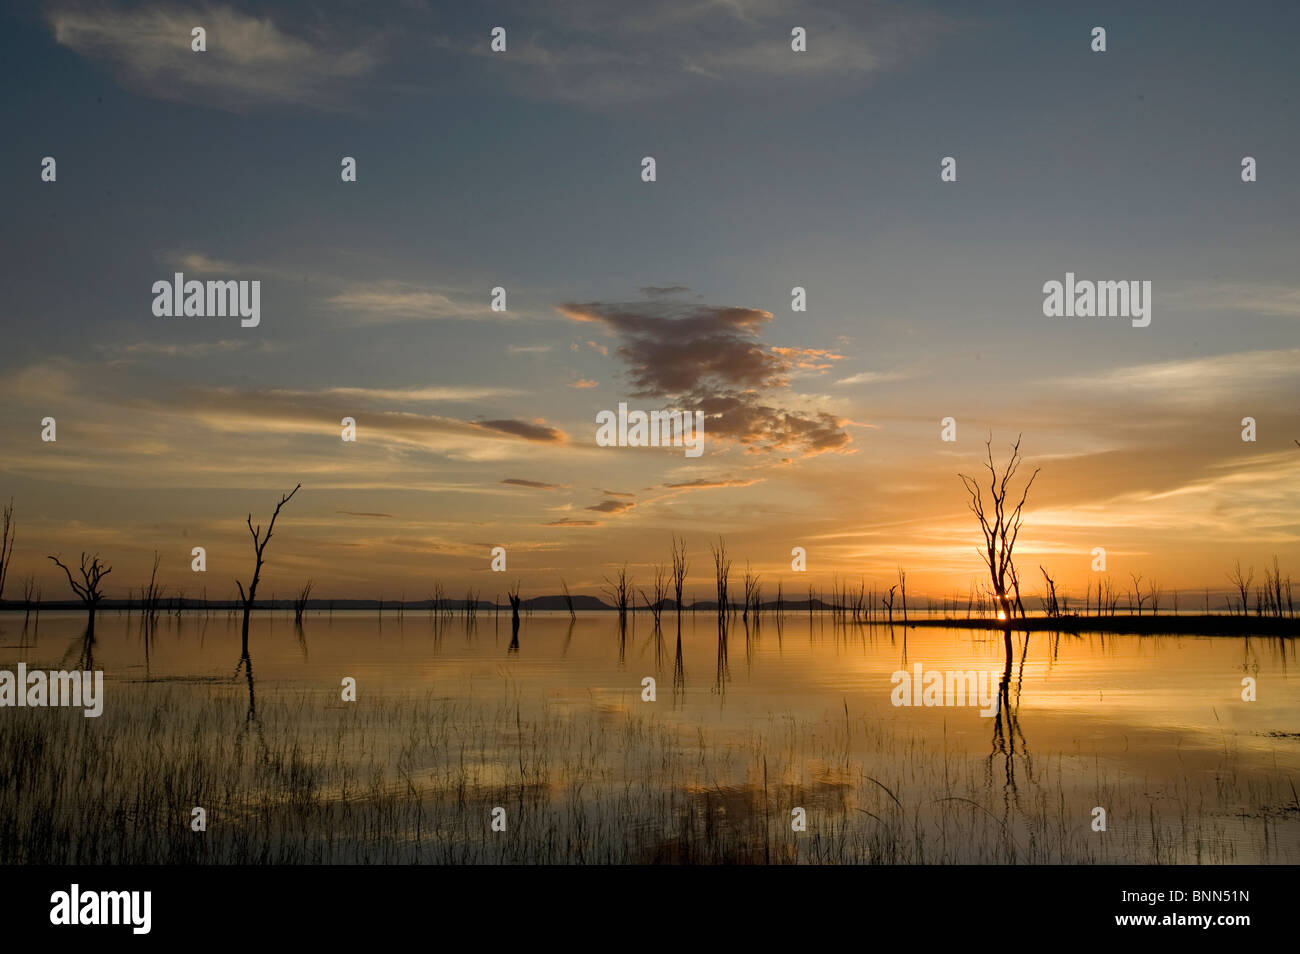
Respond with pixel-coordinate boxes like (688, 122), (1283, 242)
(2, 0), (1297, 604)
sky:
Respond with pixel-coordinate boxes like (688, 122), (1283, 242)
(1, 0), (1297, 605)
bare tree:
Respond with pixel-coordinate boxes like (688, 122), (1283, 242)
(958, 435), (1040, 622)
(671, 535), (688, 626)
(293, 580), (314, 624)
(742, 562), (760, 622)
(1227, 561), (1253, 615)
(897, 568), (908, 623)
(20, 574), (38, 624)
(639, 563), (668, 626)
(559, 577), (576, 620)
(0, 498), (14, 602)
(235, 484), (301, 654)
(603, 564), (631, 628)
(1040, 565), (1060, 618)
(48, 552), (112, 634)
(1128, 572), (1148, 616)
(709, 537), (731, 625)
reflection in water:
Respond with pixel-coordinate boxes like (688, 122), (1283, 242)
(10, 610), (1299, 832)
(234, 649), (256, 722)
(988, 629), (1031, 802)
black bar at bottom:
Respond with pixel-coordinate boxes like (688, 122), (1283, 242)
(0, 864), (1275, 941)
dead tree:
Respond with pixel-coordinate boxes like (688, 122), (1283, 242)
(1227, 561), (1253, 615)
(20, 575), (38, 625)
(897, 568), (908, 623)
(671, 535), (688, 626)
(1040, 566), (1060, 618)
(235, 483), (301, 654)
(0, 498), (13, 602)
(559, 577), (577, 620)
(958, 434), (1040, 623)
(639, 563), (668, 626)
(142, 551), (165, 629)
(883, 584), (897, 623)
(505, 584), (522, 651)
(1128, 572), (1148, 616)
(603, 565), (631, 628)
(709, 537), (731, 626)
(293, 580), (314, 624)
(48, 552), (112, 635)
(742, 562), (760, 622)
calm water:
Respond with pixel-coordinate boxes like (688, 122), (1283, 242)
(3, 609), (1298, 862)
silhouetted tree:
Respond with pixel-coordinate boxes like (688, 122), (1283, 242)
(958, 435), (1040, 623)
(48, 552), (112, 635)
(293, 580), (314, 624)
(1227, 561), (1253, 615)
(235, 484), (301, 655)
(0, 498), (13, 602)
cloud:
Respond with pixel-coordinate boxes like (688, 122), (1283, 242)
(0, 360), (569, 466)
(336, 510), (393, 518)
(662, 477), (762, 490)
(1059, 349), (1300, 408)
(586, 498), (635, 514)
(48, 2), (380, 111)
(568, 378), (599, 389)
(326, 282), (491, 322)
(1173, 282), (1300, 319)
(559, 296), (852, 457)
(166, 251), (242, 274)
(770, 346), (845, 372)
(508, 344), (553, 354)
(276, 385), (523, 403)
(502, 478), (563, 490)
(475, 419), (567, 443)
(438, 0), (951, 107)
(102, 339), (249, 358)
(639, 285), (691, 297)
(546, 518), (601, 527)
(835, 370), (910, 386)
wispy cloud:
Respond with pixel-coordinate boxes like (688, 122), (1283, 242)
(662, 477), (762, 490)
(835, 369), (910, 386)
(502, 478), (564, 490)
(49, 2), (381, 111)
(273, 385), (524, 404)
(436, 0), (951, 106)
(326, 282), (492, 322)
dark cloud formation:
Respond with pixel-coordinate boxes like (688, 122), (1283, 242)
(475, 419), (568, 443)
(559, 299), (851, 457)
(586, 498), (635, 514)
(502, 478), (563, 490)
